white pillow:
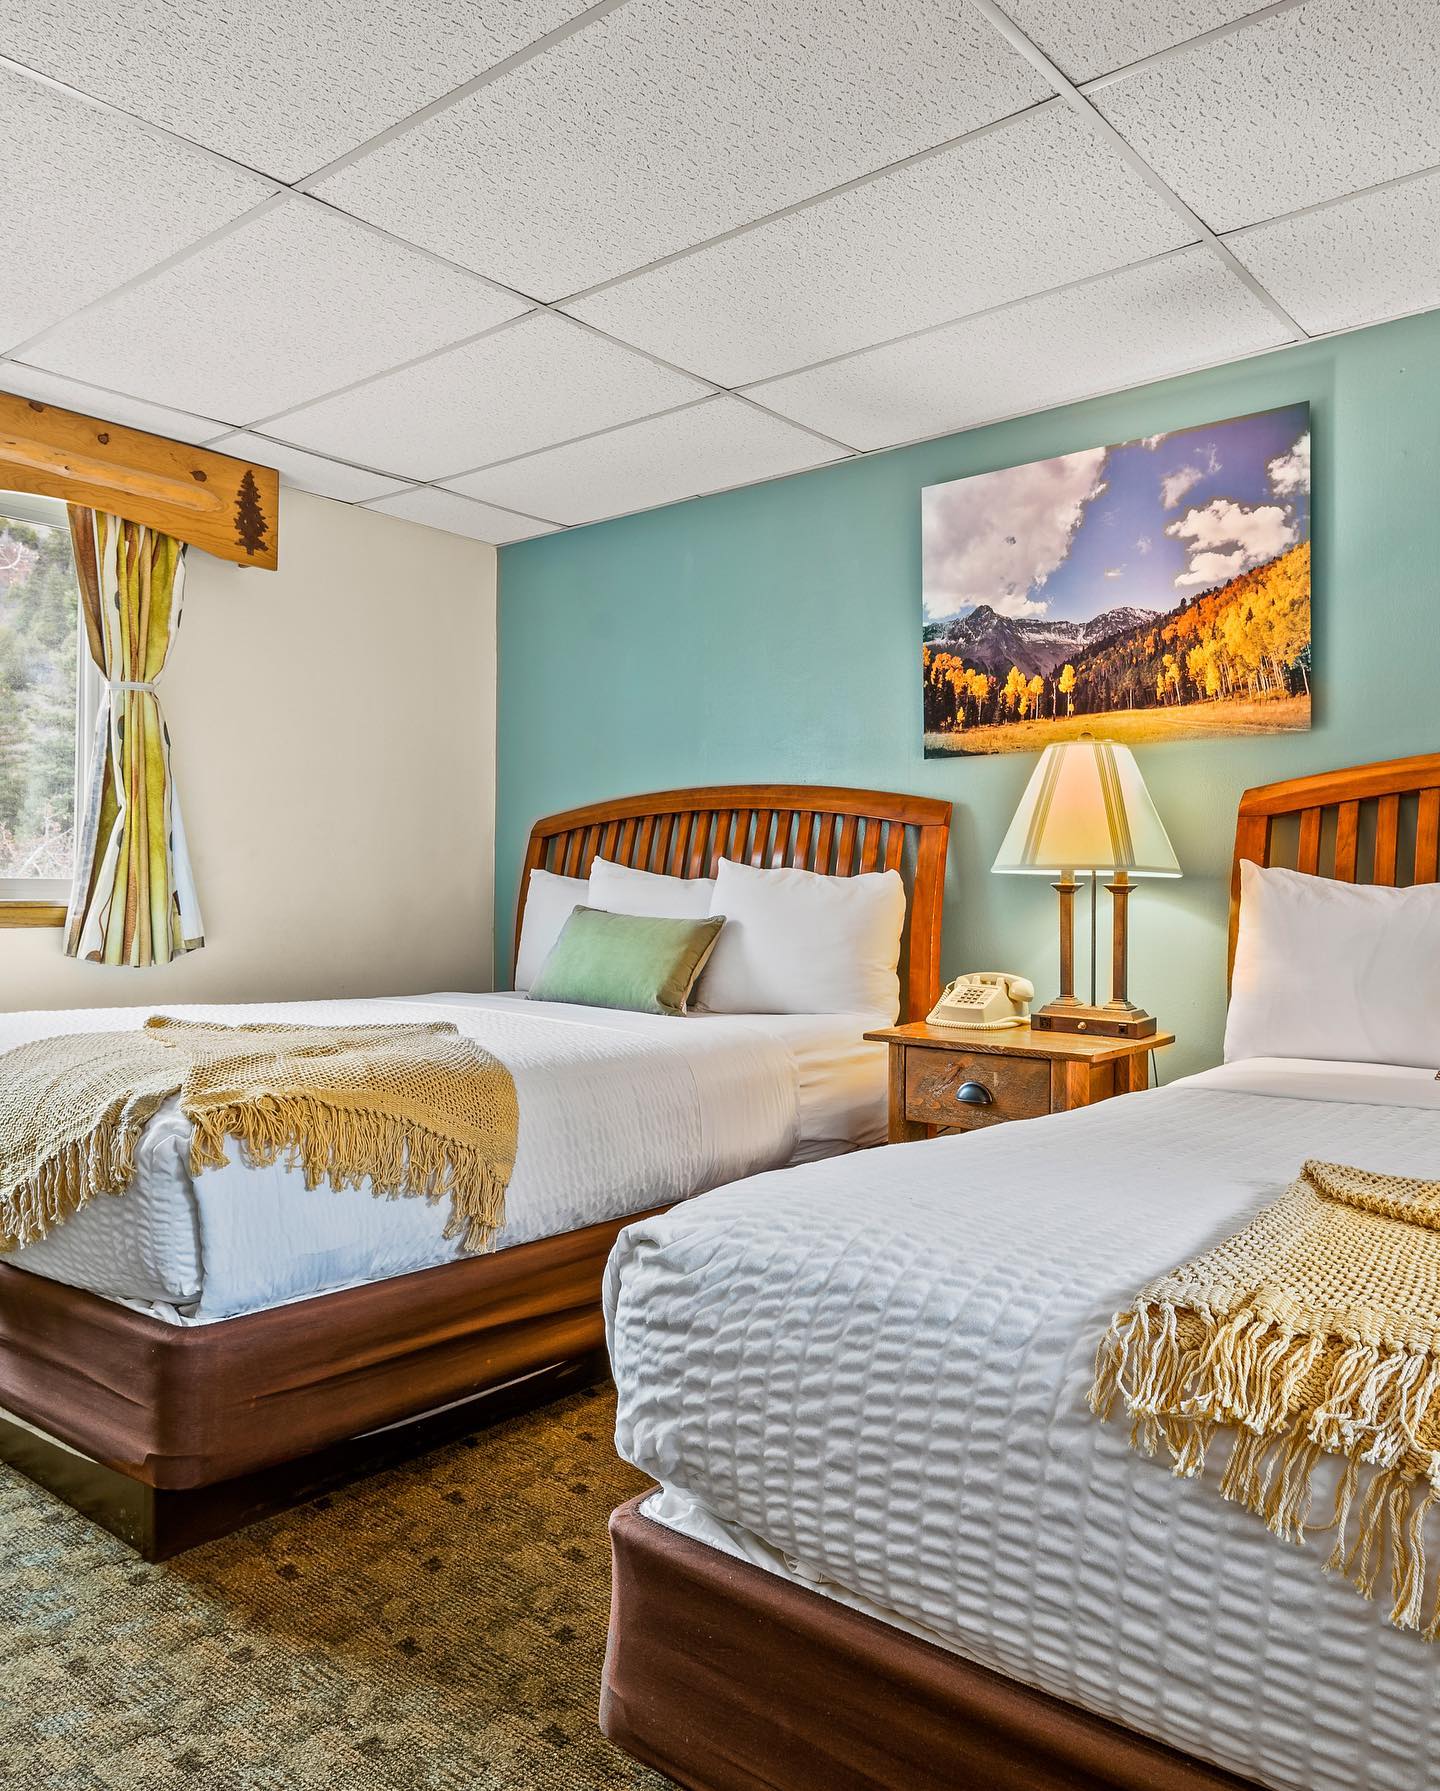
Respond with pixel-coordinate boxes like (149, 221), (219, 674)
(513, 870), (587, 991)
(1225, 861), (1440, 1068)
(587, 856), (715, 919)
(696, 857), (906, 1019)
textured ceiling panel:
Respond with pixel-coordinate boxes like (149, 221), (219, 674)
(316, 0), (1052, 300)
(1226, 172), (1440, 337)
(746, 249), (1294, 451)
(365, 486), (560, 543)
(996, 0), (1274, 82)
(2, 68), (269, 353)
(0, 0), (597, 182)
(449, 397), (846, 527)
(1096, 0), (1440, 233)
(6, 0), (1437, 554)
(209, 432), (406, 504)
(565, 103), (1194, 386)
(267, 312), (710, 480)
(0, 361), (225, 446)
(24, 198), (528, 426)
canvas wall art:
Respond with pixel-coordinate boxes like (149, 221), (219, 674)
(921, 403), (1311, 756)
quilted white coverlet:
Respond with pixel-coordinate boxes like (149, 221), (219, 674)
(2, 992), (877, 1322)
(606, 1061), (1440, 1791)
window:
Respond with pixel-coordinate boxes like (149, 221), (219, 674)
(0, 492), (96, 912)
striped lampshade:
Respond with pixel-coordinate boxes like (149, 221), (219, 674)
(993, 737), (1181, 877)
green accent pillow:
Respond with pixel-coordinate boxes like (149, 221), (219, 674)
(526, 907), (726, 1016)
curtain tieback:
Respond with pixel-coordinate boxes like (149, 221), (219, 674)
(107, 679), (158, 693)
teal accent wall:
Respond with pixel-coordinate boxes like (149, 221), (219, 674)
(497, 309), (1440, 1077)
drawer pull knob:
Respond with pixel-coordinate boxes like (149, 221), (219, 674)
(954, 1080), (993, 1107)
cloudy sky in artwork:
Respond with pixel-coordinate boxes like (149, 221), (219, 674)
(921, 403), (1311, 622)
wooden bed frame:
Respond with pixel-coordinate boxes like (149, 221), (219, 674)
(601, 750), (1440, 1791)
(514, 783), (951, 1026)
(0, 783), (950, 1558)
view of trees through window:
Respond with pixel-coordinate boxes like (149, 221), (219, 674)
(0, 507), (79, 881)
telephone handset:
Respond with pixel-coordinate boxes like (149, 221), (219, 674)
(927, 971), (1035, 1030)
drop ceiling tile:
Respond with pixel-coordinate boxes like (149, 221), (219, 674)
(209, 432), (405, 504)
(267, 311), (710, 480)
(448, 397), (847, 527)
(2, 67), (269, 352)
(366, 486), (559, 544)
(0, 0), (597, 182)
(316, 0), (1052, 300)
(25, 197), (528, 426)
(998, 1), (1274, 83)
(1226, 170), (1440, 337)
(1095, 0), (1440, 233)
(565, 104), (1194, 387)
(0, 362), (225, 446)
(746, 248), (1294, 452)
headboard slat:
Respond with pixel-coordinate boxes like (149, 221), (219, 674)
(636, 814), (657, 867)
(1296, 807), (1322, 875)
(706, 814), (731, 875)
(793, 811), (816, 869)
(815, 813), (837, 873)
(685, 815), (710, 877)
(1334, 801), (1360, 881)
(1416, 790), (1440, 883)
(1373, 794), (1400, 886)
(516, 784), (952, 1021)
(1230, 754), (1440, 983)
(858, 819), (881, 873)
(673, 813), (695, 875)
(836, 814), (859, 875)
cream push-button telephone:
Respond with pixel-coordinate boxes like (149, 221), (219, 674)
(926, 972), (1034, 1030)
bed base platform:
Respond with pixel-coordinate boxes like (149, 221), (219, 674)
(601, 1496), (1263, 1791)
(0, 1346), (609, 1560)
(0, 1209), (651, 1559)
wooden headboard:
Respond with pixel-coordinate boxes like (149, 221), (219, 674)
(1230, 751), (1440, 975)
(515, 784), (953, 1022)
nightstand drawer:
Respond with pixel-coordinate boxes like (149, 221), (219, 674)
(904, 1048), (1050, 1131)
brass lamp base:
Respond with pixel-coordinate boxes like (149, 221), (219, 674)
(1031, 1000), (1157, 1040)
(1038, 867), (1158, 1038)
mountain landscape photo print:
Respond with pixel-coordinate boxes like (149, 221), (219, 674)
(921, 403), (1311, 756)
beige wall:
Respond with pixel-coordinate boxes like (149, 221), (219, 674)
(1, 489), (497, 1012)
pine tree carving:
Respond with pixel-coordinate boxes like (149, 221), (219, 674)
(234, 470), (269, 557)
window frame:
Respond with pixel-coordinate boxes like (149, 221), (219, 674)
(0, 491), (97, 925)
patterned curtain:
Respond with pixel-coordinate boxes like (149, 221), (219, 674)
(63, 508), (204, 966)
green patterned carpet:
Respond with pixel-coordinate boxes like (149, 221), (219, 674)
(0, 1386), (676, 1791)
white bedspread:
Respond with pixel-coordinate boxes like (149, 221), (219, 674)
(606, 1060), (1440, 1791)
(3, 992), (884, 1322)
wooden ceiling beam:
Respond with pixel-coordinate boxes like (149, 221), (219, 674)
(0, 390), (279, 569)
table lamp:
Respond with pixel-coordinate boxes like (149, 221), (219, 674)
(992, 736), (1180, 1039)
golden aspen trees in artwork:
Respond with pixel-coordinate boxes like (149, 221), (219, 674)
(920, 404), (1312, 755)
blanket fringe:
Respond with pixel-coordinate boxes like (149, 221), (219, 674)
(0, 1108), (161, 1252)
(189, 1097), (512, 1254)
(1091, 1300), (1440, 1635)
(0, 1019), (516, 1257)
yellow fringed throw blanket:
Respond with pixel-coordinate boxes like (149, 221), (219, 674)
(0, 1018), (518, 1255)
(1091, 1159), (1440, 1637)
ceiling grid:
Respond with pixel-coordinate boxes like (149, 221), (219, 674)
(1, 0), (1435, 541)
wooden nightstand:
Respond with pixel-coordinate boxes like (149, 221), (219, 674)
(863, 1021), (1175, 1144)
